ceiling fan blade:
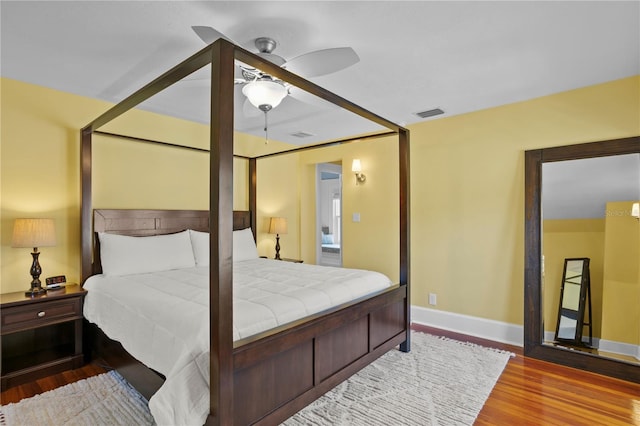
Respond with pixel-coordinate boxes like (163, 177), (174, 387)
(284, 47), (360, 78)
(191, 26), (235, 45)
(287, 86), (337, 110)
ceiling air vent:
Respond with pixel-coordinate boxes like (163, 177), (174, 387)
(290, 131), (315, 138)
(414, 108), (444, 119)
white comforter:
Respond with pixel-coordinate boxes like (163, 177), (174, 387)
(83, 258), (392, 425)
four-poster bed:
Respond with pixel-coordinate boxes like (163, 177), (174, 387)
(80, 39), (410, 425)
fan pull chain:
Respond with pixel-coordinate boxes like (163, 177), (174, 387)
(263, 110), (269, 144)
(258, 104), (272, 144)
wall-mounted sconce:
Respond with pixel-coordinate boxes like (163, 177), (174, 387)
(632, 202), (639, 219)
(351, 159), (366, 185)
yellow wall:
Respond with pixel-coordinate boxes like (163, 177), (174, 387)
(255, 152), (301, 260)
(0, 78), (291, 293)
(297, 137), (400, 282)
(2, 79), (101, 293)
(409, 75), (639, 325)
(601, 201), (640, 345)
(542, 219), (605, 337)
(251, 135), (401, 284)
(2, 75), (639, 333)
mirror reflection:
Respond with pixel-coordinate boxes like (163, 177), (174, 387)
(542, 153), (640, 365)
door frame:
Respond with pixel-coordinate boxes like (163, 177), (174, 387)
(315, 162), (343, 266)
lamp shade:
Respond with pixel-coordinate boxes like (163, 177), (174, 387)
(269, 217), (288, 235)
(242, 80), (288, 109)
(351, 159), (362, 173)
(11, 218), (56, 248)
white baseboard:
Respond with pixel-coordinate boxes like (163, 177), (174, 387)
(543, 331), (640, 360)
(411, 305), (524, 347)
(598, 338), (640, 361)
(414, 305), (640, 360)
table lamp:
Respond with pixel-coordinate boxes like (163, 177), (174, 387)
(268, 217), (288, 260)
(11, 218), (57, 296)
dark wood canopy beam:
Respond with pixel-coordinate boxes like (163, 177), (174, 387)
(254, 131), (398, 160)
(82, 39), (404, 138)
(233, 46), (403, 133)
(92, 130), (252, 159)
(83, 45), (214, 133)
(93, 129), (399, 161)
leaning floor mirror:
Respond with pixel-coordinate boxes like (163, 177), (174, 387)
(524, 137), (640, 383)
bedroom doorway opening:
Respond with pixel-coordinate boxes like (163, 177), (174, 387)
(316, 162), (342, 267)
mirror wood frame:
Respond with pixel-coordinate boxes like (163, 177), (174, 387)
(524, 136), (640, 383)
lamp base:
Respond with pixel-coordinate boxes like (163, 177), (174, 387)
(274, 234), (281, 260)
(25, 287), (47, 297)
(25, 249), (46, 297)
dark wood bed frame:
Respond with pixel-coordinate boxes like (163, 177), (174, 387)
(80, 39), (410, 425)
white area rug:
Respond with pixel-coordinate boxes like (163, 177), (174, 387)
(284, 332), (513, 426)
(0, 332), (512, 426)
(0, 370), (154, 426)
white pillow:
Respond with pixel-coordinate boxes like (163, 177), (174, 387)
(233, 228), (259, 262)
(189, 229), (210, 267)
(98, 230), (196, 276)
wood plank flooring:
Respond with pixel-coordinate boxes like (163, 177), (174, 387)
(0, 362), (107, 405)
(2, 325), (639, 425)
(412, 324), (640, 426)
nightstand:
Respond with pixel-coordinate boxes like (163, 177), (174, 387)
(1, 284), (86, 389)
(280, 258), (303, 263)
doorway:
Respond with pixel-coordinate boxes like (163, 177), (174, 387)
(316, 163), (342, 267)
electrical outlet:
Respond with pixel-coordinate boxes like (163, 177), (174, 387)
(428, 293), (437, 306)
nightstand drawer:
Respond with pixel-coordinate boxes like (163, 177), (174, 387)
(1, 298), (81, 334)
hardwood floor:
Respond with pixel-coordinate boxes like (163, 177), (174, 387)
(478, 354), (639, 426)
(0, 362), (107, 405)
(2, 326), (639, 425)
(412, 324), (640, 426)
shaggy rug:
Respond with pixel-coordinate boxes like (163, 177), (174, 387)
(284, 332), (513, 425)
(0, 370), (153, 426)
(0, 332), (512, 426)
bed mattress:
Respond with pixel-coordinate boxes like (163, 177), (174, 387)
(83, 258), (392, 425)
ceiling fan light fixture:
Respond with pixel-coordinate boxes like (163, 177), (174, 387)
(242, 80), (288, 110)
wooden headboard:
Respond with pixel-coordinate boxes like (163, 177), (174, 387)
(91, 209), (251, 276)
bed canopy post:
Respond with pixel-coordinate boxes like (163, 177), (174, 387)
(399, 127), (411, 352)
(207, 39), (236, 425)
(80, 129), (93, 283)
(249, 158), (257, 239)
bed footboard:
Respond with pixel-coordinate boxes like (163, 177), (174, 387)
(230, 285), (408, 425)
(87, 284), (408, 425)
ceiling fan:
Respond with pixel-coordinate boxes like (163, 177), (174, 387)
(191, 26), (360, 114)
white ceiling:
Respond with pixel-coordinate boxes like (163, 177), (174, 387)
(1, 1), (639, 145)
(1, 1), (638, 218)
